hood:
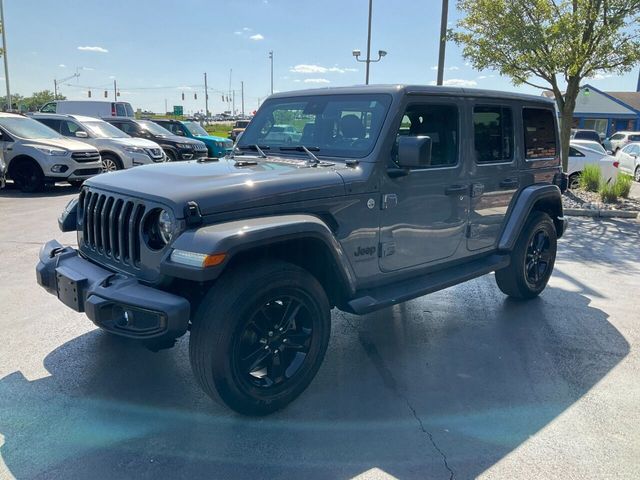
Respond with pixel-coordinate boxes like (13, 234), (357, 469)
(25, 137), (98, 152)
(193, 134), (232, 144)
(156, 134), (203, 145)
(106, 137), (161, 148)
(86, 156), (348, 217)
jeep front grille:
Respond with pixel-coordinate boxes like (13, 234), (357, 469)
(79, 189), (146, 267)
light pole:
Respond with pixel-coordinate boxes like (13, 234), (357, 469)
(0, 0), (11, 110)
(352, 0), (386, 85)
(436, 0), (449, 86)
(269, 50), (273, 95)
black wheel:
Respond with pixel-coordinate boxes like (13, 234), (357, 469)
(496, 211), (557, 299)
(166, 150), (178, 162)
(568, 172), (581, 190)
(11, 159), (44, 193)
(189, 260), (331, 415)
(635, 166), (640, 183)
(101, 154), (122, 172)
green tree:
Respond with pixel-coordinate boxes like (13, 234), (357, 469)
(24, 90), (65, 111)
(450, 0), (640, 170)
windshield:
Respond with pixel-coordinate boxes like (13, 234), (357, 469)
(238, 94), (392, 159)
(0, 116), (62, 140)
(183, 121), (209, 136)
(84, 120), (130, 139)
(138, 120), (173, 136)
(576, 141), (606, 154)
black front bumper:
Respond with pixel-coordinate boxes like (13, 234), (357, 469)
(36, 240), (190, 340)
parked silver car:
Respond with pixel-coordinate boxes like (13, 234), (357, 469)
(33, 114), (166, 171)
(0, 113), (102, 192)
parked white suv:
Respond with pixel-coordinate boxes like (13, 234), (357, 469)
(604, 131), (640, 154)
(33, 114), (166, 171)
(0, 113), (102, 192)
(616, 143), (640, 182)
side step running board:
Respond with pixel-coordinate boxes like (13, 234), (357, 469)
(347, 254), (510, 315)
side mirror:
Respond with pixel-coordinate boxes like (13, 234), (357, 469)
(75, 131), (88, 138)
(176, 130), (184, 136)
(606, 150), (613, 155)
(397, 136), (432, 168)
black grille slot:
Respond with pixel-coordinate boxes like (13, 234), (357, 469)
(81, 189), (146, 267)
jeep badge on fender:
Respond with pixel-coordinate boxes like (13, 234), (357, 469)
(36, 85), (567, 415)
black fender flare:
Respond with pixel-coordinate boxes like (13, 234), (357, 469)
(498, 184), (565, 251)
(160, 214), (357, 295)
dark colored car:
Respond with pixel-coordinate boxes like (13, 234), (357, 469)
(152, 119), (233, 158)
(37, 85), (568, 416)
(104, 117), (207, 161)
(571, 128), (602, 144)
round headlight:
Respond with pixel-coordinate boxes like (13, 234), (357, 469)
(158, 209), (175, 244)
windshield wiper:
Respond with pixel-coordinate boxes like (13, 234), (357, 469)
(236, 144), (270, 158)
(279, 145), (321, 166)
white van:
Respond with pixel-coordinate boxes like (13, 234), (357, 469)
(39, 100), (135, 118)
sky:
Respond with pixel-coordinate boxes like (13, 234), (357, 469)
(5, 0), (640, 114)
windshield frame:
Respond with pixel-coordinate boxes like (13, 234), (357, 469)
(0, 116), (63, 140)
(237, 93), (393, 160)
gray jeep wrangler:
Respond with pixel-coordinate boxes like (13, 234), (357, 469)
(36, 85), (568, 415)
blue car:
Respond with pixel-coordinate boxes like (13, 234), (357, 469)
(153, 119), (233, 158)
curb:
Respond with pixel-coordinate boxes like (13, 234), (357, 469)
(563, 208), (639, 219)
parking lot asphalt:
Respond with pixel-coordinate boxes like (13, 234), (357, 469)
(0, 184), (639, 480)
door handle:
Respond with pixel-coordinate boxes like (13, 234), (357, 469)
(499, 178), (519, 189)
(445, 184), (468, 195)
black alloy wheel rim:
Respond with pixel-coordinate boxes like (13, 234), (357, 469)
(525, 229), (552, 286)
(233, 294), (314, 389)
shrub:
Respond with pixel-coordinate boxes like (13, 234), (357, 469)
(613, 174), (633, 199)
(579, 164), (602, 192)
(599, 181), (619, 203)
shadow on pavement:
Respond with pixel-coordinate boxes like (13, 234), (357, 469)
(0, 285), (629, 479)
(0, 182), (80, 199)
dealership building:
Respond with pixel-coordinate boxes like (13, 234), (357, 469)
(570, 84), (640, 137)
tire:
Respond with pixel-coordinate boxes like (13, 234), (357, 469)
(166, 150), (178, 162)
(11, 159), (45, 193)
(495, 211), (557, 300)
(635, 166), (640, 183)
(101, 154), (122, 172)
(189, 260), (331, 415)
(568, 172), (581, 190)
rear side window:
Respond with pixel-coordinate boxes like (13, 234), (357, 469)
(629, 134), (640, 142)
(115, 103), (127, 116)
(473, 105), (513, 163)
(37, 118), (61, 132)
(523, 108), (558, 160)
(569, 147), (585, 157)
(610, 133), (624, 140)
(394, 103), (459, 167)
(40, 102), (56, 113)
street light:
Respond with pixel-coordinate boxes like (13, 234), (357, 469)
(352, 0), (386, 85)
(352, 49), (387, 85)
(269, 50), (273, 95)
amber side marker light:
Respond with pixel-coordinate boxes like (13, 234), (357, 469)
(170, 249), (227, 268)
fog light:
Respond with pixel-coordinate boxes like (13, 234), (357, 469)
(51, 164), (69, 173)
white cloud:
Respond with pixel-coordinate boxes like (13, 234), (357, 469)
(591, 73), (613, 80)
(81, 66), (94, 71)
(449, 66), (460, 71)
(431, 65), (459, 71)
(304, 78), (330, 84)
(77, 46), (108, 53)
(242, 27), (252, 31)
(58, 64), (66, 68)
(441, 79), (478, 87)
(293, 79), (301, 83)
(109, 75), (116, 79)
(177, 86), (193, 90)
(477, 75), (495, 80)
(233, 31), (242, 35)
(249, 34), (264, 40)
(290, 64), (356, 74)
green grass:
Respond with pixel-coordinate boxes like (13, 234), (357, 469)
(613, 174), (633, 199)
(205, 123), (234, 139)
(599, 181), (618, 203)
(579, 164), (602, 192)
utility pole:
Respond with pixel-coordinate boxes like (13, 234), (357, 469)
(204, 72), (209, 117)
(232, 90), (235, 115)
(164, 98), (167, 115)
(269, 51), (273, 95)
(0, 0), (11, 110)
(436, 0), (449, 86)
(54, 79), (58, 98)
(365, 0), (373, 85)
(228, 68), (232, 113)
(113, 79), (117, 101)
(241, 81), (244, 116)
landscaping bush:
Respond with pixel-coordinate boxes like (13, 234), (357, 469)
(599, 181), (618, 203)
(613, 174), (633, 199)
(579, 164), (602, 192)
